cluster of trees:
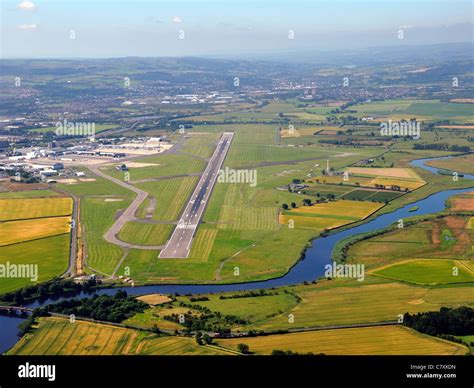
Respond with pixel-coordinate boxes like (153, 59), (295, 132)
(36, 291), (146, 323)
(17, 309), (50, 337)
(6, 169), (40, 184)
(413, 143), (470, 152)
(319, 138), (387, 147)
(189, 296), (209, 302)
(164, 302), (247, 333)
(219, 289), (278, 300)
(271, 349), (319, 356)
(0, 278), (98, 305)
(195, 331), (213, 346)
(282, 195), (340, 211)
(403, 307), (474, 336)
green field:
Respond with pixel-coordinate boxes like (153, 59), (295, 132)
(347, 216), (474, 272)
(0, 235), (70, 294)
(102, 154), (205, 181)
(176, 292), (299, 324)
(135, 176), (198, 221)
(118, 222), (173, 246)
(121, 280), (474, 334)
(426, 154), (474, 175)
(0, 189), (59, 199)
(350, 99), (474, 122)
(81, 197), (132, 275)
(371, 259), (474, 285)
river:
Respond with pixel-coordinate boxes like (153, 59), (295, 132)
(1, 155), (473, 353)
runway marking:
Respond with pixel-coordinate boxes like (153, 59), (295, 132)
(159, 132), (234, 258)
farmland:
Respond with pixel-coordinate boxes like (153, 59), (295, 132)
(0, 196), (73, 293)
(0, 197), (72, 221)
(121, 280), (474, 334)
(426, 153), (474, 175)
(346, 216), (474, 272)
(104, 125), (377, 283)
(0, 189), (59, 199)
(63, 117), (472, 286)
(371, 259), (474, 285)
(280, 200), (383, 230)
(2, 43), (474, 362)
(8, 317), (229, 355)
(0, 216), (71, 246)
(0, 235), (70, 294)
(345, 167), (426, 190)
(233, 281), (474, 331)
(216, 325), (468, 355)
(347, 99), (474, 123)
(448, 191), (474, 211)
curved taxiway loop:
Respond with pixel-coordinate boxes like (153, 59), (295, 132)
(89, 165), (166, 250)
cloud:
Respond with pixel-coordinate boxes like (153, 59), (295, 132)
(17, 1), (36, 11)
(172, 16), (182, 24)
(18, 23), (37, 30)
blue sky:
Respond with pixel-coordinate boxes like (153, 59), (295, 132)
(1, 0), (472, 58)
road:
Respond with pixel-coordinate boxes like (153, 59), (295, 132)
(159, 132), (234, 258)
(52, 186), (79, 278)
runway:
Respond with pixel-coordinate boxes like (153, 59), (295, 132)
(159, 132), (234, 258)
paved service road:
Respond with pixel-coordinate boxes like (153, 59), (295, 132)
(159, 132), (234, 258)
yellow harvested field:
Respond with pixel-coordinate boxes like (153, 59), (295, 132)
(279, 214), (350, 230)
(279, 200), (382, 230)
(287, 200), (382, 218)
(136, 294), (172, 305)
(0, 216), (71, 246)
(9, 317), (229, 355)
(450, 192), (474, 211)
(217, 326), (468, 355)
(467, 217), (474, 229)
(0, 197), (72, 221)
(347, 167), (420, 179)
